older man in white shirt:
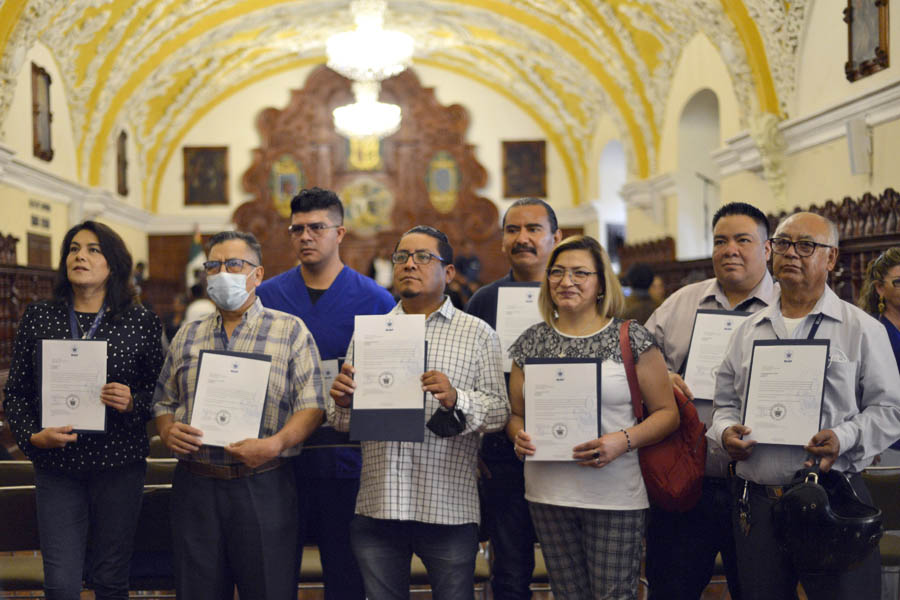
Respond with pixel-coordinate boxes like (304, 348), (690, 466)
(709, 212), (900, 600)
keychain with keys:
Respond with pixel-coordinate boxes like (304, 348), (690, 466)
(738, 480), (752, 536)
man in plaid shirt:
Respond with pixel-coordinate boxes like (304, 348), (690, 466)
(153, 231), (324, 599)
(331, 226), (509, 600)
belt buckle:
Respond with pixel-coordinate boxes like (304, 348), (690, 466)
(766, 485), (784, 499)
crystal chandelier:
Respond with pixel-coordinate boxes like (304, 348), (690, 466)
(327, 0), (410, 139)
(327, 0), (413, 82)
(333, 81), (402, 139)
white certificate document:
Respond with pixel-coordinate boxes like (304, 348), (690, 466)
(353, 314), (425, 410)
(683, 309), (751, 402)
(524, 359), (600, 461)
(742, 340), (828, 445)
(496, 284), (543, 372)
(41, 339), (107, 431)
(190, 351), (272, 447)
(321, 359), (340, 399)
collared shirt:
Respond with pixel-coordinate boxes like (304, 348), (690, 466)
(152, 298), (324, 466)
(329, 297), (509, 525)
(708, 285), (900, 484)
(645, 273), (779, 477)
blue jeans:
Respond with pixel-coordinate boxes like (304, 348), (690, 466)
(480, 461), (535, 599)
(34, 461), (146, 600)
(350, 515), (479, 600)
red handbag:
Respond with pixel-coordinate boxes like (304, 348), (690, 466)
(618, 320), (707, 512)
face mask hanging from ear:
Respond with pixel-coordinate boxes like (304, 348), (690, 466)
(208, 272), (251, 310)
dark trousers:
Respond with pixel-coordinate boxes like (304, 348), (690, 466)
(645, 476), (741, 600)
(170, 462), (299, 600)
(34, 461), (146, 600)
(733, 474), (881, 600)
(350, 515), (479, 600)
(480, 462), (536, 600)
(299, 476), (365, 600)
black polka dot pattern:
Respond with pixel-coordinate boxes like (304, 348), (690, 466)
(4, 300), (164, 472)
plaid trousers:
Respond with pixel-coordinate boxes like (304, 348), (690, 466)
(529, 501), (647, 600)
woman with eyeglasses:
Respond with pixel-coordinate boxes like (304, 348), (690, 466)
(858, 247), (900, 373)
(4, 221), (164, 599)
(505, 235), (679, 600)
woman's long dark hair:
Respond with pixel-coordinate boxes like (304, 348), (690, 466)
(53, 221), (137, 317)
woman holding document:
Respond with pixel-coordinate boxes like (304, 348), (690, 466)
(505, 235), (678, 600)
(4, 221), (163, 599)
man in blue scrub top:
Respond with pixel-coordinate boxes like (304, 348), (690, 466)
(257, 187), (395, 600)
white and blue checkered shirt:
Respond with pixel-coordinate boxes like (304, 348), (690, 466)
(330, 297), (509, 525)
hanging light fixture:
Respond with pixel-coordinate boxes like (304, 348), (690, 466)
(332, 81), (402, 139)
(326, 0), (413, 82)
(327, 0), (410, 139)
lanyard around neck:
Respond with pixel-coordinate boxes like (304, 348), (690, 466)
(69, 303), (106, 340)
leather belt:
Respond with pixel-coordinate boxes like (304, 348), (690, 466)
(180, 458), (284, 480)
(738, 477), (787, 499)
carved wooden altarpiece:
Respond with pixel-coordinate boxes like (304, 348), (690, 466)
(236, 66), (503, 281)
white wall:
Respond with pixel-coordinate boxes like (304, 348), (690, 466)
(155, 63), (574, 227)
(4, 41), (79, 184)
(676, 90), (720, 259)
(793, 0), (900, 117)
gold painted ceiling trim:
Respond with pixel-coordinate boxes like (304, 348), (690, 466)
(88, 0), (650, 186)
(448, 0), (649, 176)
(720, 0), (780, 115)
(0, 1), (28, 62)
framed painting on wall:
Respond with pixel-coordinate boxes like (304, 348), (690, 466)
(183, 146), (229, 205)
(503, 140), (546, 198)
(845, 0), (890, 81)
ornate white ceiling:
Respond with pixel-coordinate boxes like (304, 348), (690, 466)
(0, 0), (808, 209)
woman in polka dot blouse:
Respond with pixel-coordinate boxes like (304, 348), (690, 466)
(4, 221), (164, 599)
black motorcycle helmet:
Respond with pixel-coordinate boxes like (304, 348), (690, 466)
(772, 467), (883, 572)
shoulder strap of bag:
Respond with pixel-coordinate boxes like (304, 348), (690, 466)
(619, 319), (646, 422)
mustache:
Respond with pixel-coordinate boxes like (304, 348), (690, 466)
(512, 244), (537, 255)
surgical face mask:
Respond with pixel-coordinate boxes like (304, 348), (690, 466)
(207, 272), (251, 310)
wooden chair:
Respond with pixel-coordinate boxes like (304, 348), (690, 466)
(129, 484), (175, 592)
(0, 460), (35, 487)
(0, 485), (43, 594)
(862, 466), (900, 599)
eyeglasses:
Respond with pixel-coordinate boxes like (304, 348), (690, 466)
(547, 267), (598, 284)
(391, 250), (446, 265)
(769, 238), (833, 257)
(287, 223), (340, 237)
(203, 258), (259, 274)
(883, 277), (900, 290)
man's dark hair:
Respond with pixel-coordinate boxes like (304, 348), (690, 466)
(396, 225), (454, 265)
(625, 263), (655, 291)
(712, 202), (770, 239)
(290, 187), (344, 224)
(53, 220), (137, 316)
(206, 230), (263, 265)
(502, 197), (559, 233)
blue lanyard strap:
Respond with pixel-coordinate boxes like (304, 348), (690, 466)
(69, 303), (106, 340)
(807, 313), (824, 340)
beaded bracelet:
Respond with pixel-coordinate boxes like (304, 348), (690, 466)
(621, 428), (633, 452)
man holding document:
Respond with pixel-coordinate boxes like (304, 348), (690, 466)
(330, 225), (509, 600)
(464, 197), (561, 600)
(153, 231), (325, 599)
(643, 202), (778, 599)
(709, 212), (900, 600)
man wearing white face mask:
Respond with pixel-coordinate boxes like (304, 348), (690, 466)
(153, 230), (326, 599)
